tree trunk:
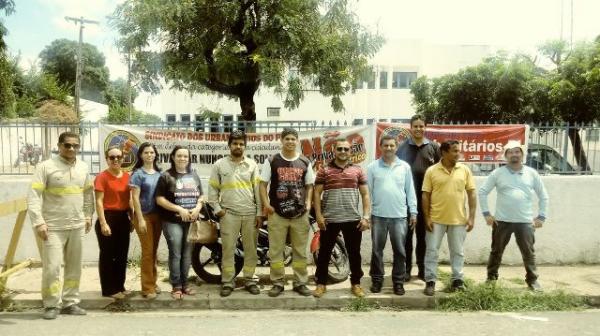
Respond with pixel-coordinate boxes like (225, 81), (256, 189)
(239, 89), (256, 121)
(567, 127), (591, 172)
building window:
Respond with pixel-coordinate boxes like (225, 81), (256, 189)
(166, 114), (176, 124)
(367, 72), (376, 89)
(356, 79), (364, 90)
(392, 72), (417, 89)
(194, 115), (204, 132)
(180, 114), (190, 124)
(352, 119), (364, 126)
(267, 107), (280, 117)
(379, 71), (388, 89)
(209, 117), (220, 133)
(223, 115), (233, 133)
(366, 118), (375, 125)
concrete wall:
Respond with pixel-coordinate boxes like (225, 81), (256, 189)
(1, 175), (599, 266)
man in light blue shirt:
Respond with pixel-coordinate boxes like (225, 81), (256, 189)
(479, 140), (549, 291)
(367, 135), (417, 295)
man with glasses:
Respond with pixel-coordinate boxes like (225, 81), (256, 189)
(208, 130), (263, 297)
(367, 135), (417, 295)
(313, 138), (371, 298)
(28, 131), (95, 319)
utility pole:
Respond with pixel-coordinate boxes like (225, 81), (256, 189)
(126, 52), (132, 122)
(65, 16), (100, 122)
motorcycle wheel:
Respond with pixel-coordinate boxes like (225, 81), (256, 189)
(312, 236), (349, 284)
(191, 243), (243, 284)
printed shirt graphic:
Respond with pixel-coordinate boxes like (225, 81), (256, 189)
(174, 174), (201, 210)
(260, 153), (315, 218)
(156, 170), (202, 224)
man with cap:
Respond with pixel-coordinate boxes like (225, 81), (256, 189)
(479, 140), (549, 291)
(259, 127), (315, 297)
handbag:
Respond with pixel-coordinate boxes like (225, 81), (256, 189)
(187, 203), (218, 244)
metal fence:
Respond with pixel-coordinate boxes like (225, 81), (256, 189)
(1, 120), (599, 175)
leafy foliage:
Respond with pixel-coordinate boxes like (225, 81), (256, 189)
(39, 39), (110, 103)
(411, 39), (600, 125)
(112, 0), (383, 120)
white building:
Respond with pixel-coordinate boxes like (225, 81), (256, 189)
(134, 39), (492, 125)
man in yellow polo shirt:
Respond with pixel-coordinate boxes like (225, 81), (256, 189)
(421, 140), (477, 296)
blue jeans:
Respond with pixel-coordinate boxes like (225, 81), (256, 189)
(424, 223), (467, 282)
(369, 216), (408, 285)
(162, 221), (192, 289)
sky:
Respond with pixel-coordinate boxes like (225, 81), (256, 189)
(3, 0), (600, 81)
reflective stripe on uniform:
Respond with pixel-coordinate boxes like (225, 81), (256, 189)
(42, 280), (61, 297)
(31, 182), (45, 191)
(46, 186), (84, 195)
(63, 279), (80, 289)
(271, 261), (285, 269)
(292, 260), (307, 269)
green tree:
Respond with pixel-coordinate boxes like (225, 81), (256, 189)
(38, 38), (110, 103)
(104, 78), (138, 108)
(545, 41), (600, 170)
(0, 0), (15, 118)
(411, 53), (544, 123)
(112, 0), (383, 120)
(11, 64), (71, 117)
(102, 104), (161, 123)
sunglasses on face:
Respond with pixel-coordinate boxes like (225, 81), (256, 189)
(108, 155), (123, 161)
(61, 143), (80, 150)
(336, 147), (351, 152)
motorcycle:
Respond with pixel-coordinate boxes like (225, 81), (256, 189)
(191, 211), (350, 285)
(13, 139), (42, 167)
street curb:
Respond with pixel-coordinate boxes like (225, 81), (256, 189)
(6, 290), (439, 311)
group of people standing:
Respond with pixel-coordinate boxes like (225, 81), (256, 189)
(27, 114), (549, 320)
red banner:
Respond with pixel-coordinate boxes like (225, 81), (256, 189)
(376, 123), (528, 163)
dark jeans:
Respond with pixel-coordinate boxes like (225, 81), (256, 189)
(369, 216), (408, 285)
(95, 210), (131, 297)
(487, 221), (538, 283)
(315, 221), (363, 285)
(405, 210), (426, 277)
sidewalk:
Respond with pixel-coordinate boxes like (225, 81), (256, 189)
(3, 264), (600, 310)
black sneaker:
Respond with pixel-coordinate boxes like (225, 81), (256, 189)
(370, 281), (382, 293)
(245, 284), (260, 295)
(42, 307), (59, 320)
(268, 285), (284, 297)
(451, 279), (466, 292)
(220, 286), (233, 297)
(423, 281), (435, 296)
(393, 283), (405, 296)
(293, 285), (311, 297)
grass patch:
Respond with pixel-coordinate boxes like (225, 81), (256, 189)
(438, 269), (475, 293)
(437, 282), (587, 312)
(342, 297), (380, 312)
(507, 278), (527, 285)
(104, 301), (136, 313)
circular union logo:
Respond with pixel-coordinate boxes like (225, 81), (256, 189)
(381, 126), (412, 143)
(103, 130), (141, 171)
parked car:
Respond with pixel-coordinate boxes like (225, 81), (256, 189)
(525, 144), (576, 174)
(470, 144), (577, 175)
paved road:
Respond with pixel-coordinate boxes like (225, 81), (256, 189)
(1, 309), (600, 336)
